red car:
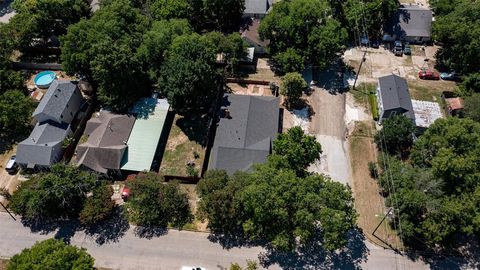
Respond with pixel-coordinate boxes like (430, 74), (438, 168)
(418, 68), (440, 80)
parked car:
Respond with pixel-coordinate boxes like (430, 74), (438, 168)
(5, 155), (18, 174)
(418, 68), (440, 80)
(181, 267), (206, 270)
(440, 71), (460, 81)
(394, 40), (403, 56)
(403, 43), (411, 55)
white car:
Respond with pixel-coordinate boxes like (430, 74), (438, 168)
(181, 267), (206, 270)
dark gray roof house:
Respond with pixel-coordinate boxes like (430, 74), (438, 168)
(16, 80), (83, 169)
(76, 111), (135, 174)
(244, 0), (272, 18)
(209, 94), (280, 175)
(376, 74), (415, 123)
(384, 4), (433, 43)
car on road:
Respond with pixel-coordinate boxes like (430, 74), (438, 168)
(403, 42), (411, 55)
(181, 267), (206, 270)
(418, 68), (440, 80)
(394, 40), (403, 56)
(5, 155), (18, 174)
(440, 71), (460, 81)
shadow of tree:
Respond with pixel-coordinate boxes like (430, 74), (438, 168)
(259, 229), (368, 270)
(176, 115), (210, 147)
(207, 229), (266, 250)
(20, 218), (82, 244)
(84, 207), (130, 245)
(133, 225), (168, 239)
(314, 61), (351, 94)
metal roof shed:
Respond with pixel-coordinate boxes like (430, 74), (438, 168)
(121, 98), (170, 172)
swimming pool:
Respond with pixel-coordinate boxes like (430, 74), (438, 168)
(34, 71), (57, 88)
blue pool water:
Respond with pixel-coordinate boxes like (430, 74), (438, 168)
(34, 71), (56, 88)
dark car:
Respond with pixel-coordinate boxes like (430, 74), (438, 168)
(394, 40), (403, 56)
(440, 71), (460, 81)
(419, 68), (440, 80)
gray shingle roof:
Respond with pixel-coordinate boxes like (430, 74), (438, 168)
(244, 0), (271, 15)
(33, 80), (82, 124)
(16, 121), (71, 167)
(378, 74), (414, 119)
(76, 111), (135, 173)
(387, 5), (432, 38)
(209, 94), (280, 175)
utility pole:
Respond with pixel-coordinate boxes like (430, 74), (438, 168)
(352, 49), (367, 90)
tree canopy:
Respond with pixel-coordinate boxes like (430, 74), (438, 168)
(158, 33), (219, 113)
(259, 0), (348, 72)
(463, 93), (480, 122)
(61, 0), (150, 112)
(377, 117), (480, 247)
(124, 173), (192, 228)
(0, 24), (24, 95)
(0, 90), (33, 136)
(432, 0), (480, 74)
(7, 239), (94, 270)
(79, 183), (115, 225)
(271, 126), (322, 176)
(9, 164), (97, 221)
(9, 0), (91, 51)
(280, 72), (307, 107)
(374, 115), (416, 158)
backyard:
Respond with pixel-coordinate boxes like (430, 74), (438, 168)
(159, 114), (210, 177)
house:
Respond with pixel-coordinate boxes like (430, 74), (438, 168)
(376, 74), (415, 123)
(76, 111), (135, 174)
(16, 80), (84, 169)
(209, 94), (280, 175)
(241, 19), (269, 55)
(383, 4), (433, 43)
(121, 98), (170, 172)
(243, 0), (272, 18)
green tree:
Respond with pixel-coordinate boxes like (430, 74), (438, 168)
(0, 91), (32, 135)
(194, 0), (245, 32)
(9, 164), (96, 220)
(374, 115), (416, 157)
(124, 173), (192, 227)
(0, 24), (24, 94)
(459, 73), (480, 95)
(433, 0), (480, 74)
(271, 126), (322, 176)
(259, 0), (347, 71)
(280, 72), (307, 107)
(201, 31), (247, 75)
(61, 0), (150, 112)
(272, 48), (305, 74)
(7, 239), (94, 270)
(79, 183), (115, 225)
(158, 33), (218, 113)
(463, 93), (480, 121)
(149, 0), (192, 20)
(9, 0), (91, 51)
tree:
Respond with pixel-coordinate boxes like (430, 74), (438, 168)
(124, 173), (192, 227)
(137, 19), (192, 81)
(9, 0), (91, 51)
(0, 91), (33, 135)
(149, 0), (192, 20)
(464, 93), (480, 122)
(280, 72), (307, 107)
(0, 24), (25, 95)
(374, 115), (416, 157)
(459, 73), (480, 96)
(433, 0), (480, 74)
(7, 239), (94, 270)
(158, 33), (218, 113)
(79, 183), (115, 225)
(271, 126), (322, 176)
(61, 0), (150, 112)
(9, 164), (96, 220)
(198, 165), (357, 251)
(272, 48), (305, 74)
(193, 0), (245, 33)
(201, 31), (247, 75)
(259, 0), (347, 72)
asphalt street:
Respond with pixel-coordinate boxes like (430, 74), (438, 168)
(0, 212), (444, 270)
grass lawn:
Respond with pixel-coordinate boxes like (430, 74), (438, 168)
(159, 114), (209, 177)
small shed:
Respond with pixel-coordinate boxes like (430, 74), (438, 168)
(445, 97), (464, 116)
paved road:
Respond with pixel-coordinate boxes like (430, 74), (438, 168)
(0, 212), (450, 270)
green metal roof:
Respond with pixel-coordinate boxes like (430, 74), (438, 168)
(121, 98), (169, 172)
